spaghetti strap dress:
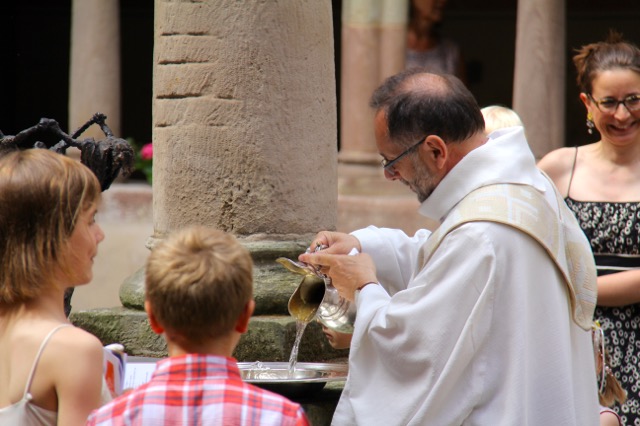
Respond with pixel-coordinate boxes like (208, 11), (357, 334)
(565, 146), (640, 425)
(0, 324), (72, 426)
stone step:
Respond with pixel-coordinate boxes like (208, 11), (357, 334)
(71, 307), (349, 363)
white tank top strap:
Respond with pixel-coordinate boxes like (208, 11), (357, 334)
(23, 324), (73, 398)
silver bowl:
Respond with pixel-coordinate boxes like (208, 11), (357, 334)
(238, 362), (348, 398)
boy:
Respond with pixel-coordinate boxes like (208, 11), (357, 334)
(87, 226), (309, 425)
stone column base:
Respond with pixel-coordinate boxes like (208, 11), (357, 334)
(71, 307), (349, 362)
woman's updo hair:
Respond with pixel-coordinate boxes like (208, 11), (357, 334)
(573, 30), (640, 94)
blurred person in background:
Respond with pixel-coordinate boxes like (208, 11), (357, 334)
(406, 0), (465, 82)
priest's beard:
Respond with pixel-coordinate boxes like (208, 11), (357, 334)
(408, 154), (439, 203)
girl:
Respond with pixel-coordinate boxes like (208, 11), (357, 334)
(0, 149), (107, 425)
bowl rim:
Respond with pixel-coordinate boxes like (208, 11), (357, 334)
(238, 361), (348, 384)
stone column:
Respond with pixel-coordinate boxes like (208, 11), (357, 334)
(380, 0), (410, 85)
(151, 0), (338, 340)
(74, 0), (344, 366)
(152, 0), (336, 238)
(69, 0), (121, 139)
(513, 0), (565, 159)
(339, 0), (408, 163)
(337, 0), (434, 234)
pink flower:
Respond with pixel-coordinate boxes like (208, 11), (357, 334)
(140, 143), (153, 160)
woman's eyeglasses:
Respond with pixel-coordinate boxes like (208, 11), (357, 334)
(588, 93), (640, 114)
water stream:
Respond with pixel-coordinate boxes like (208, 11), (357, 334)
(288, 319), (310, 375)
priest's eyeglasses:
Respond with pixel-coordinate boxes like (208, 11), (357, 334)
(381, 137), (426, 171)
(588, 93), (640, 114)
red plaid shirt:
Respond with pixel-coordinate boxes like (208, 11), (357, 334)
(86, 354), (309, 426)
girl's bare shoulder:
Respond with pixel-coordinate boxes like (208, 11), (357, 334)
(48, 325), (103, 359)
(38, 325), (104, 381)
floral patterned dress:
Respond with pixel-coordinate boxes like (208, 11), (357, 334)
(565, 197), (640, 426)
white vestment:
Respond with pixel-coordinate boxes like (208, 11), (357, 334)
(332, 127), (600, 426)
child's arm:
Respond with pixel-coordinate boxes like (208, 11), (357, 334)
(53, 327), (105, 426)
(599, 408), (622, 426)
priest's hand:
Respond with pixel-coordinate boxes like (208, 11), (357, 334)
(305, 231), (362, 256)
(298, 250), (377, 301)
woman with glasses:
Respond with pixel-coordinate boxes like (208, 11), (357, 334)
(538, 31), (640, 425)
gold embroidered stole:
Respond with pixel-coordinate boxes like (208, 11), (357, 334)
(418, 183), (597, 330)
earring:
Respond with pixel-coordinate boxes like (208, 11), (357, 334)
(586, 112), (594, 135)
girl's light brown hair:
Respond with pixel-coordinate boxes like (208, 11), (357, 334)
(0, 149), (101, 304)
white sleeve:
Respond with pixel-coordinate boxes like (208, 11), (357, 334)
(351, 225), (432, 295)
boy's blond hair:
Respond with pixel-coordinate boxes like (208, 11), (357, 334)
(481, 105), (523, 134)
(145, 226), (254, 343)
(0, 149), (101, 304)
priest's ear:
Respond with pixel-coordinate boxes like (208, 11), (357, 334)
(424, 135), (448, 167)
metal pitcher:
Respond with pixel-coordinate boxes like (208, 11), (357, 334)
(277, 256), (356, 334)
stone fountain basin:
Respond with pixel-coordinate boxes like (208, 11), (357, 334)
(238, 362), (348, 398)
